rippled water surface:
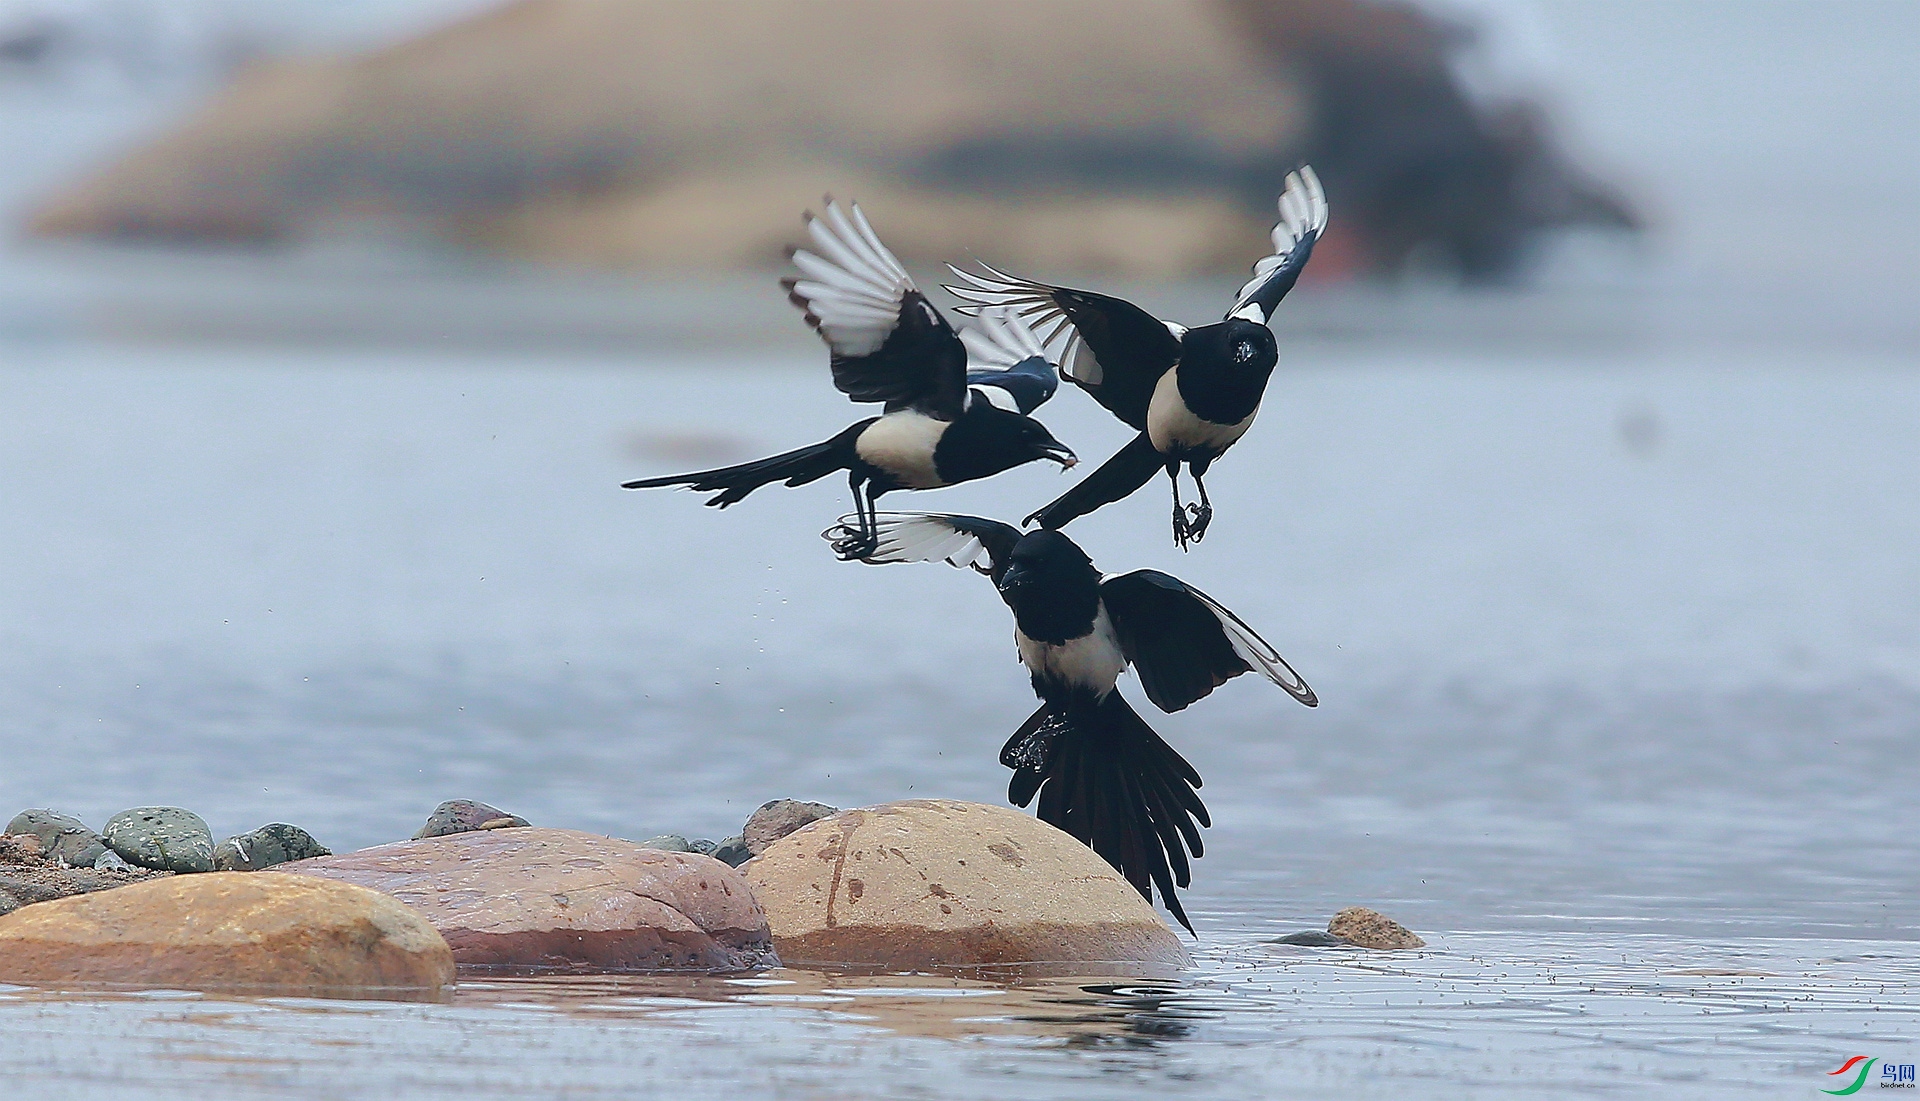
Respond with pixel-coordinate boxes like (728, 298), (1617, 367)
(1, 303), (1917, 1095)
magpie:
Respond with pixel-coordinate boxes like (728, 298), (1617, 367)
(623, 201), (1076, 559)
(826, 511), (1317, 931)
(945, 166), (1328, 549)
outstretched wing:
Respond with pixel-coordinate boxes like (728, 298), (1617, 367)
(943, 263), (1179, 432)
(784, 199), (968, 419)
(824, 511), (1023, 581)
(961, 307), (1059, 415)
(1100, 570), (1317, 712)
(1227, 165), (1328, 325)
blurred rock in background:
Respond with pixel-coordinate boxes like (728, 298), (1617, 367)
(22, 0), (1633, 282)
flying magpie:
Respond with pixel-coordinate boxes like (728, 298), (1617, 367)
(945, 166), (1328, 549)
(623, 201), (1076, 559)
(826, 511), (1317, 931)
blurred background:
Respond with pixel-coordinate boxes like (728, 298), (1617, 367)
(0, 0), (1917, 941)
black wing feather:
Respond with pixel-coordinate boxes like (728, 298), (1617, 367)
(1102, 569), (1317, 711)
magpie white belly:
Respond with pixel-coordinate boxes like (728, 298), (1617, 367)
(1016, 606), (1125, 698)
(855, 411), (949, 488)
(1147, 369), (1256, 455)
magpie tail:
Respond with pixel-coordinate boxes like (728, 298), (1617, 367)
(621, 423), (862, 507)
(1001, 693), (1211, 934)
(1024, 432), (1164, 530)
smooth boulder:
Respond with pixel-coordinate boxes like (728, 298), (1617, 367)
(0, 872), (454, 995)
(213, 823), (331, 871)
(742, 799), (838, 856)
(746, 799), (1190, 971)
(413, 799), (530, 839)
(5, 810), (107, 867)
(102, 807), (215, 873)
(279, 828), (774, 972)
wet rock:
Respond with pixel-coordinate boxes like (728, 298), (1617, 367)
(639, 834), (692, 852)
(1274, 930), (1347, 947)
(742, 800), (837, 856)
(1328, 906), (1425, 950)
(213, 824), (331, 872)
(413, 800), (530, 840)
(0, 834), (169, 915)
(5, 810), (108, 868)
(0, 872), (454, 995)
(102, 808), (215, 874)
(279, 828), (774, 973)
(686, 839), (717, 856)
(711, 837), (750, 867)
(746, 799), (1190, 971)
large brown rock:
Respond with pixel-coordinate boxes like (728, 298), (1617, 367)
(0, 872), (453, 995)
(279, 828), (773, 973)
(746, 799), (1190, 972)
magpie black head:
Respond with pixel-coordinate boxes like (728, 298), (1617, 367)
(939, 402), (1076, 483)
(996, 529), (1102, 641)
(1183, 317), (1278, 375)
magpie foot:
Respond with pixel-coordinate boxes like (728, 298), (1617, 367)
(1171, 506), (1193, 551)
(830, 530), (879, 561)
(1186, 503), (1213, 543)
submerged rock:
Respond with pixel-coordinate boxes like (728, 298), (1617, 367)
(213, 824), (331, 871)
(1328, 907), (1425, 950)
(5, 810), (107, 868)
(0, 872), (454, 996)
(279, 828), (774, 973)
(102, 807), (215, 873)
(1273, 930), (1347, 947)
(742, 800), (837, 856)
(746, 799), (1189, 971)
(710, 837), (750, 867)
(413, 800), (530, 840)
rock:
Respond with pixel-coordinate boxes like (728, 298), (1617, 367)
(92, 850), (130, 871)
(102, 808), (215, 873)
(746, 799), (1189, 971)
(413, 800), (530, 839)
(279, 828), (774, 972)
(0, 872), (453, 996)
(1328, 907), (1425, 950)
(711, 837), (750, 867)
(0, 834), (169, 916)
(1273, 930), (1347, 947)
(686, 839), (717, 856)
(742, 800), (838, 856)
(639, 834), (692, 852)
(213, 824), (331, 872)
(5, 810), (108, 868)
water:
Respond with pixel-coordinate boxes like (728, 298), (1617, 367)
(0, 298), (1916, 1095)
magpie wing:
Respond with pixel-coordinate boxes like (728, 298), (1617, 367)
(1226, 165), (1328, 325)
(1100, 570), (1317, 712)
(960, 307), (1059, 415)
(784, 199), (967, 419)
(943, 264), (1178, 431)
(825, 511), (1023, 582)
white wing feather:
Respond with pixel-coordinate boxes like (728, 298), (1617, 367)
(942, 262), (1105, 387)
(1193, 587), (1317, 704)
(959, 306), (1048, 369)
(1229, 165), (1329, 324)
(788, 199), (915, 357)
(826, 512), (1011, 574)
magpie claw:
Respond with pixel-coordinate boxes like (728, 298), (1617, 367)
(1171, 506), (1193, 551)
(1187, 503), (1213, 543)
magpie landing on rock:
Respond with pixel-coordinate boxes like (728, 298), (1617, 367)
(623, 201), (1075, 559)
(946, 166), (1328, 549)
(826, 511), (1317, 931)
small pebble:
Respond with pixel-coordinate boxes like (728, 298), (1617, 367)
(1274, 930), (1347, 947)
(5, 809), (107, 868)
(103, 807), (215, 874)
(414, 800), (530, 840)
(1327, 906), (1426, 950)
(686, 839), (717, 856)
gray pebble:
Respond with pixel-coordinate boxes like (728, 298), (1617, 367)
(5, 809), (107, 868)
(686, 839), (717, 856)
(710, 836), (751, 867)
(92, 849), (130, 871)
(640, 834), (692, 852)
(102, 807), (215, 873)
(1274, 930), (1348, 947)
(213, 823), (331, 871)
(742, 799), (838, 856)
(414, 800), (530, 840)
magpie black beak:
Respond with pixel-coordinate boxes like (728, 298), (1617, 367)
(1043, 443), (1078, 469)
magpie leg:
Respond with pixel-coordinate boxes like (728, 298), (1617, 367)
(1188, 462), (1214, 543)
(832, 473), (879, 560)
(1167, 462), (1192, 550)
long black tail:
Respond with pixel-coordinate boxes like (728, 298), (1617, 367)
(1001, 693), (1211, 933)
(621, 422), (863, 507)
(1024, 432), (1163, 530)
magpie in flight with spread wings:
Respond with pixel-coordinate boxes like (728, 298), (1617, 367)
(826, 511), (1317, 931)
(623, 201), (1076, 559)
(945, 166), (1327, 549)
